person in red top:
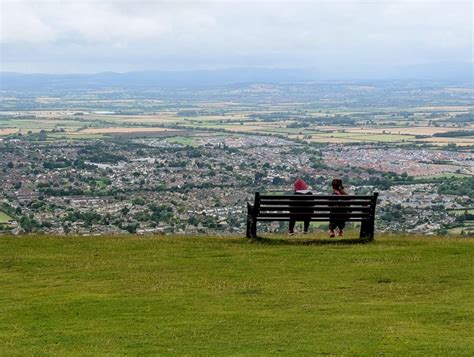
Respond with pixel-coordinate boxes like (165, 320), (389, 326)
(289, 178), (313, 235)
(329, 178), (347, 238)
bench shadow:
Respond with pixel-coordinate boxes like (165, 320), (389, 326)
(250, 236), (370, 246)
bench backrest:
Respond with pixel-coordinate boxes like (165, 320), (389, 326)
(252, 192), (378, 222)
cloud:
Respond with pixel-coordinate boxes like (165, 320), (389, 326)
(0, 0), (472, 73)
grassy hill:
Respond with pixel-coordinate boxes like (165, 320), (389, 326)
(0, 233), (473, 355)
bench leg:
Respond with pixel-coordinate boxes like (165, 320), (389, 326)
(246, 216), (254, 238)
(251, 219), (257, 238)
(359, 219), (375, 241)
(246, 217), (257, 238)
(246, 204), (257, 239)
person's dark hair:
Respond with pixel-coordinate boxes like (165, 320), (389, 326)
(332, 178), (346, 195)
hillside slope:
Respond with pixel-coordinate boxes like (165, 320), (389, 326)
(0, 234), (473, 355)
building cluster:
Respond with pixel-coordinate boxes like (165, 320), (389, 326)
(323, 146), (473, 176)
(1, 136), (472, 235)
(378, 184), (469, 233)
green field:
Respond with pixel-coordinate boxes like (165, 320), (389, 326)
(416, 172), (473, 180)
(167, 136), (197, 146)
(310, 132), (416, 143)
(0, 119), (98, 131)
(0, 211), (13, 223)
(0, 234), (473, 355)
(448, 209), (474, 215)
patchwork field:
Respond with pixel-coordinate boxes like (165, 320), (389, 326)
(418, 137), (474, 147)
(343, 125), (474, 136)
(1, 106), (473, 146)
(415, 105), (474, 111)
(308, 132), (416, 143)
(74, 127), (177, 134)
(0, 235), (473, 355)
(94, 113), (178, 123)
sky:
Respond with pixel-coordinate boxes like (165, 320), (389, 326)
(0, 0), (472, 74)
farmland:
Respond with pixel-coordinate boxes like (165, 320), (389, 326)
(2, 110), (473, 146)
(1, 81), (473, 147)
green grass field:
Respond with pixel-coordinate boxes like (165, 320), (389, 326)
(310, 132), (416, 143)
(48, 132), (106, 140)
(167, 136), (197, 146)
(0, 211), (13, 223)
(0, 234), (473, 355)
(415, 173), (473, 180)
(449, 209), (474, 215)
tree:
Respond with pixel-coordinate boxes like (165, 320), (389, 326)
(132, 198), (145, 206)
(188, 216), (199, 226)
(125, 223), (139, 233)
(20, 216), (37, 233)
(254, 171), (265, 184)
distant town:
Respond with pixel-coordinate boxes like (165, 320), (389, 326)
(1, 80), (473, 236)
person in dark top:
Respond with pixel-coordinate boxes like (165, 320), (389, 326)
(329, 178), (347, 238)
(289, 178), (313, 235)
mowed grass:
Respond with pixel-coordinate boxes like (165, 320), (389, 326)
(0, 235), (473, 355)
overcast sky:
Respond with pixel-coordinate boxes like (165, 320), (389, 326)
(1, 0), (472, 74)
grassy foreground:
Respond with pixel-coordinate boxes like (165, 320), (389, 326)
(0, 234), (473, 356)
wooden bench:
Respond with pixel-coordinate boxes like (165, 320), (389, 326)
(246, 192), (379, 241)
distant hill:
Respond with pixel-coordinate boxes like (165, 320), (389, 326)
(0, 68), (320, 90)
(390, 62), (474, 81)
(1, 62), (472, 91)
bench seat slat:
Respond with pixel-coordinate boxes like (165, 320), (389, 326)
(258, 213), (370, 218)
(259, 200), (372, 206)
(259, 195), (374, 200)
(257, 217), (370, 222)
(259, 206), (371, 212)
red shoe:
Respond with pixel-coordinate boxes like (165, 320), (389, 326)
(338, 229), (344, 237)
(328, 230), (335, 238)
